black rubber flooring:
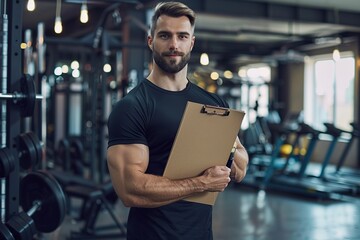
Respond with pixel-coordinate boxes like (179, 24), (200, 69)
(41, 182), (360, 240)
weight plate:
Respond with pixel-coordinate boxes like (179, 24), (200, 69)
(27, 132), (43, 166)
(0, 148), (15, 178)
(70, 139), (85, 164)
(0, 221), (15, 240)
(20, 170), (67, 233)
(20, 74), (36, 117)
(57, 139), (70, 170)
(18, 133), (38, 170)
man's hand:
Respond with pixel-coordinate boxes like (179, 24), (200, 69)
(200, 166), (231, 192)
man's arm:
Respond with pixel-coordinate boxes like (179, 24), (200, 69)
(107, 144), (231, 208)
(230, 137), (249, 182)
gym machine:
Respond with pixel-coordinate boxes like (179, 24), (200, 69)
(260, 123), (355, 200)
(334, 122), (360, 176)
(316, 123), (360, 193)
(50, 170), (127, 240)
(240, 112), (302, 188)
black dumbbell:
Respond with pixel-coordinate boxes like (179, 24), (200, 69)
(4, 170), (67, 239)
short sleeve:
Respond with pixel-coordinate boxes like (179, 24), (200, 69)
(107, 97), (148, 148)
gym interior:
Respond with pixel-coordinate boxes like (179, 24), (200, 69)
(1, 0), (360, 239)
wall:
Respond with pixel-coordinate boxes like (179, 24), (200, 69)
(288, 62), (305, 113)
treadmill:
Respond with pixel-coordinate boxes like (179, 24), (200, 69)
(334, 122), (360, 177)
(317, 123), (360, 194)
(261, 122), (355, 200)
(241, 119), (300, 188)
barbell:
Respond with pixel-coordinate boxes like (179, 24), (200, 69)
(0, 74), (43, 117)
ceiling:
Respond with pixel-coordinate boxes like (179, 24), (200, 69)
(20, 0), (360, 70)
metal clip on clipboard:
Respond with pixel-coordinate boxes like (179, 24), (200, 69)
(200, 105), (230, 116)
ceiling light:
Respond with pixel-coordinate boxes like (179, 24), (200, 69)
(72, 69), (80, 78)
(54, 17), (63, 34)
(71, 60), (80, 70)
(54, 0), (62, 34)
(27, 0), (35, 11)
(20, 43), (27, 49)
(210, 72), (219, 80)
(54, 66), (62, 76)
(103, 64), (112, 73)
(224, 70), (233, 79)
(332, 49), (340, 61)
(62, 65), (69, 74)
(80, 2), (89, 23)
(200, 53), (209, 66)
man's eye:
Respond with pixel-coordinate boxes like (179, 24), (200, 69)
(159, 34), (169, 39)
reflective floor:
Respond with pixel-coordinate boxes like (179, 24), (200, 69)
(43, 183), (360, 240)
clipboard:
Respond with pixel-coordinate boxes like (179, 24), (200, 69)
(163, 101), (245, 205)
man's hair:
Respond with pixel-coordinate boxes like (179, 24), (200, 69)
(150, 1), (196, 37)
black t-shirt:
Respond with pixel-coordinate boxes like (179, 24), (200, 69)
(107, 79), (228, 240)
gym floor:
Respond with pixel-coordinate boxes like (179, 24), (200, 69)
(43, 182), (360, 240)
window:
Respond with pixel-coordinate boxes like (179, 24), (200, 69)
(238, 65), (271, 128)
(304, 52), (355, 131)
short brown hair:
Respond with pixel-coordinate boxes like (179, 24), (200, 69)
(150, 2), (196, 37)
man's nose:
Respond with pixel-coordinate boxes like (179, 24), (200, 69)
(169, 36), (178, 50)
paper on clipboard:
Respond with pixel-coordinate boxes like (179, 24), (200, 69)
(163, 101), (245, 205)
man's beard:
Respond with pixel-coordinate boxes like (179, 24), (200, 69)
(153, 49), (191, 74)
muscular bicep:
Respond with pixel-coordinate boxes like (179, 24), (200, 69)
(107, 144), (211, 208)
(107, 144), (149, 203)
(231, 137), (249, 182)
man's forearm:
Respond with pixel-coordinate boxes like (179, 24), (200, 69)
(120, 173), (206, 208)
(119, 165), (230, 208)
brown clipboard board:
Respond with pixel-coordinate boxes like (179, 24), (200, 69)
(163, 101), (245, 205)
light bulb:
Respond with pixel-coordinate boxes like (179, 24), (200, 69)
(210, 71), (219, 80)
(27, 0), (35, 11)
(54, 17), (63, 34)
(80, 3), (89, 23)
(103, 64), (112, 73)
(200, 53), (209, 66)
(333, 49), (340, 61)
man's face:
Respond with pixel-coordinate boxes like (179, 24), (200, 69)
(148, 15), (195, 74)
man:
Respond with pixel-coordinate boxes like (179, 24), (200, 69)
(107, 2), (248, 239)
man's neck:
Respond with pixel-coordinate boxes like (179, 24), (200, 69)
(147, 65), (189, 91)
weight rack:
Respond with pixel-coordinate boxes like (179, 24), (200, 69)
(1, 0), (24, 221)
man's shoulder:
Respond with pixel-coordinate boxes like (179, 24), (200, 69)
(188, 81), (228, 107)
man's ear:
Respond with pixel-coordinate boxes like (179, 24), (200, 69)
(147, 36), (153, 50)
(190, 35), (195, 50)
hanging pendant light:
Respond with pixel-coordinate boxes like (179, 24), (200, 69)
(200, 53), (209, 66)
(54, 0), (63, 34)
(27, 0), (35, 11)
(332, 48), (340, 61)
(80, 1), (89, 23)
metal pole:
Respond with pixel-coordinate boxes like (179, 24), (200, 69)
(5, 0), (23, 221)
(0, 0), (8, 223)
